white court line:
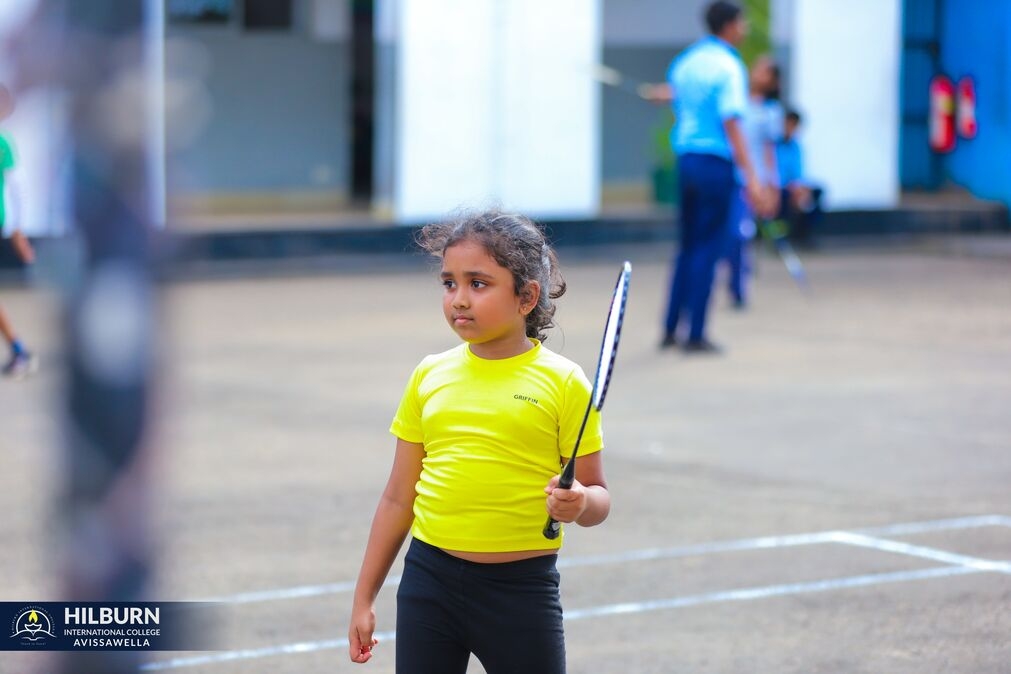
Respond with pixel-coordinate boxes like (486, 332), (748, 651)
(560, 565), (981, 620)
(203, 576), (402, 605)
(856, 514), (1011, 537)
(198, 514), (1010, 605)
(831, 532), (1011, 574)
(140, 631), (397, 671)
(141, 565), (986, 671)
(141, 515), (1011, 671)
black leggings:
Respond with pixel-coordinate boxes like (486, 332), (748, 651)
(396, 538), (566, 674)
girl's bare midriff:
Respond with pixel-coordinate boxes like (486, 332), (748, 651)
(441, 548), (558, 563)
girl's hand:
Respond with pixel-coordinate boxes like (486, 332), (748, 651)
(348, 604), (379, 664)
(544, 475), (588, 523)
(763, 184), (782, 218)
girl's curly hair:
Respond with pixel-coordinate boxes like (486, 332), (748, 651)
(417, 210), (567, 342)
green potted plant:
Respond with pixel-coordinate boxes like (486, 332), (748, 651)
(650, 108), (677, 205)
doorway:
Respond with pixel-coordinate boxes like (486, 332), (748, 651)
(349, 0), (374, 203)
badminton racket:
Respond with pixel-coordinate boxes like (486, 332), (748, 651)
(543, 261), (631, 540)
(758, 219), (810, 292)
(590, 64), (654, 99)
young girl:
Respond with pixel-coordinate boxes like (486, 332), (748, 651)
(348, 210), (610, 673)
(725, 55), (783, 308)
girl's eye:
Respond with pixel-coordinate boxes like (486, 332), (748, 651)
(442, 279), (455, 289)
(471, 280), (486, 289)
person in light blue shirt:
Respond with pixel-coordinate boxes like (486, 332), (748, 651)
(668, 34), (747, 162)
(776, 112), (804, 187)
(740, 58), (783, 188)
(725, 56), (784, 308)
(655, 1), (770, 353)
(776, 109), (823, 247)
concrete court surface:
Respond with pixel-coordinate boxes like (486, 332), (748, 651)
(1, 238), (1010, 673)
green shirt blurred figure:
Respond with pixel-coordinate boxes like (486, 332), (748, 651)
(0, 132), (12, 218)
(0, 83), (38, 378)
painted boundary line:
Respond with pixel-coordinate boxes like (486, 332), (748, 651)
(140, 631), (396, 671)
(141, 514), (1011, 670)
(200, 514), (1011, 605)
(833, 532), (1011, 574)
(142, 566), (988, 671)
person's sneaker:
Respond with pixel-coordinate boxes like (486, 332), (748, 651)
(3, 351), (38, 378)
(659, 333), (679, 350)
(683, 339), (722, 355)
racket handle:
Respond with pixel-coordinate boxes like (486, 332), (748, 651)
(542, 460), (576, 540)
(542, 516), (563, 540)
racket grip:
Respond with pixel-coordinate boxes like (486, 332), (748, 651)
(542, 461), (576, 540)
(543, 516), (562, 540)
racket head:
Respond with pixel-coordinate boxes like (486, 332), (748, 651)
(590, 261), (631, 410)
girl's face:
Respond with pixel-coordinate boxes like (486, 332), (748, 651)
(440, 239), (538, 354)
(750, 57), (776, 93)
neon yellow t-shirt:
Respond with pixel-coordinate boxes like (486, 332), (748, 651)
(390, 339), (603, 552)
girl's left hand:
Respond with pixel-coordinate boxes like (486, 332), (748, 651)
(544, 475), (588, 523)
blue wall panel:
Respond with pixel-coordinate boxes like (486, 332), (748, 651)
(940, 0), (1011, 204)
(899, 0), (941, 189)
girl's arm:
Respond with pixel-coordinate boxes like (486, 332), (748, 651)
(762, 140), (781, 215)
(348, 438), (424, 664)
(724, 117), (768, 217)
(545, 451), (610, 527)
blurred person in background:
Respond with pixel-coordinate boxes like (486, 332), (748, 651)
(776, 109), (823, 248)
(0, 83), (37, 378)
(724, 55), (783, 309)
(649, 1), (773, 354)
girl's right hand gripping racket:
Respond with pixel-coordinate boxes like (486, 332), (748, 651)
(543, 261), (631, 540)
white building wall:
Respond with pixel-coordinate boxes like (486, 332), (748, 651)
(791, 0), (902, 209)
(391, 0), (601, 222)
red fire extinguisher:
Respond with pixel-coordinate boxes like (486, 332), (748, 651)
(957, 76), (977, 140)
(929, 74), (956, 153)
